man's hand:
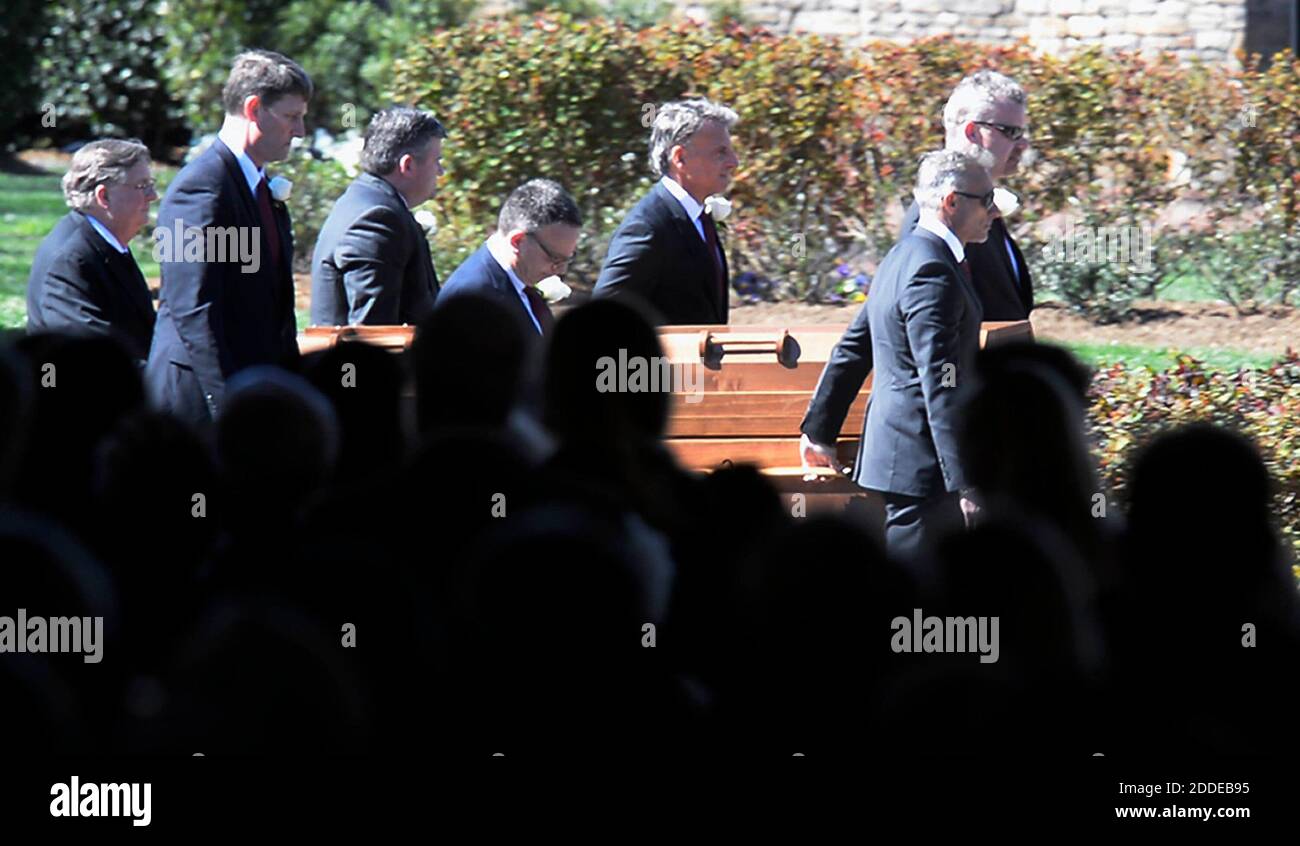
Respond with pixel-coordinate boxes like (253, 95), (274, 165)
(959, 491), (980, 528)
(800, 432), (844, 472)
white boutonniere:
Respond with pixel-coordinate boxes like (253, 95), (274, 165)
(993, 187), (1019, 217)
(536, 275), (571, 303)
(413, 209), (438, 234)
(704, 195), (732, 221)
(268, 175), (293, 202)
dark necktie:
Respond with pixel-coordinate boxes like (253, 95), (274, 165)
(256, 175), (283, 271)
(959, 258), (973, 284)
(700, 211), (726, 310)
(523, 285), (554, 335)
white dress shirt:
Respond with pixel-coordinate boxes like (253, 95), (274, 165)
(660, 175), (726, 272)
(216, 127), (267, 196)
(486, 232), (543, 335)
(916, 210), (966, 265)
(83, 213), (129, 254)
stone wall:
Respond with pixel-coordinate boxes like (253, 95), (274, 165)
(670, 0), (1294, 64)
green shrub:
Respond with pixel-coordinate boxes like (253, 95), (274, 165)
(33, 0), (188, 155)
(1088, 351), (1300, 565)
(159, 0), (475, 138)
(0, 0), (51, 152)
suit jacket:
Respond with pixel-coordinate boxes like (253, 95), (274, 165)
(310, 172), (439, 326)
(801, 229), (982, 498)
(902, 200), (1032, 320)
(592, 180), (728, 325)
(441, 244), (543, 335)
(26, 212), (156, 360)
(145, 138), (299, 426)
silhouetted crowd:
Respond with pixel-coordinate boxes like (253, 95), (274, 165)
(3, 295), (1298, 757)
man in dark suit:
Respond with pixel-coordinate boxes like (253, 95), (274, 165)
(592, 98), (739, 325)
(900, 70), (1033, 320)
(800, 151), (999, 559)
(145, 49), (311, 429)
(26, 139), (157, 362)
(441, 178), (582, 337)
(310, 107), (446, 326)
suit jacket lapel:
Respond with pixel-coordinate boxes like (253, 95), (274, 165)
(75, 213), (155, 324)
(653, 181), (724, 320)
(481, 246), (540, 333)
(366, 172), (439, 295)
(212, 139), (261, 224)
(916, 228), (980, 311)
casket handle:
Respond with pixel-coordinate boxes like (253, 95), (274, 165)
(698, 330), (801, 370)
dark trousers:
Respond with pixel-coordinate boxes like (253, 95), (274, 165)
(881, 491), (963, 564)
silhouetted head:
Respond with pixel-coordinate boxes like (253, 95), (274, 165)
(0, 342), (34, 499)
(217, 366), (339, 522)
(303, 341), (406, 481)
(10, 333), (144, 522)
(413, 293), (530, 433)
(544, 298), (668, 444)
(1125, 423), (1285, 610)
(960, 360), (1097, 546)
(978, 341), (1092, 404)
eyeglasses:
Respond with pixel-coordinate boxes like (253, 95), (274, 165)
(972, 120), (1027, 141)
(527, 231), (574, 269)
(954, 189), (997, 210)
(127, 179), (157, 193)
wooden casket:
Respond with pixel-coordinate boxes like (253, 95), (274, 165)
(656, 321), (1034, 517)
(298, 320), (1034, 516)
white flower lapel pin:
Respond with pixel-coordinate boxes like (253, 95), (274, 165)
(268, 175), (293, 202)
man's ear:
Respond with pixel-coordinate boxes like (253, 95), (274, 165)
(397, 153), (414, 176)
(243, 94), (261, 124)
(506, 229), (527, 251)
(93, 183), (111, 210)
(669, 143), (687, 172)
(963, 120), (980, 144)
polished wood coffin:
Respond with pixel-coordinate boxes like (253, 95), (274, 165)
(298, 319), (1034, 513)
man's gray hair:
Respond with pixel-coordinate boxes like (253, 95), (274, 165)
(943, 69), (1026, 141)
(361, 107), (448, 176)
(648, 98), (738, 178)
(62, 139), (151, 213)
(913, 149), (991, 211)
(498, 179), (582, 235)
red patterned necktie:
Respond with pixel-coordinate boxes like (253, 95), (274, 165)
(700, 211), (726, 308)
(256, 175), (283, 270)
(523, 285), (554, 335)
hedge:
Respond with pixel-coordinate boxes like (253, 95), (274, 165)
(371, 14), (1300, 315)
(1089, 351), (1300, 565)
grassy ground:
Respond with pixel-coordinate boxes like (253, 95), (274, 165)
(1060, 341), (1278, 371)
(0, 167), (322, 330)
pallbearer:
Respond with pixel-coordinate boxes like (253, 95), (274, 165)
(593, 98), (739, 325)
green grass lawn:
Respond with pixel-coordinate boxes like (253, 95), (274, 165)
(1059, 341), (1280, 371)
(0, 166), (320, 330)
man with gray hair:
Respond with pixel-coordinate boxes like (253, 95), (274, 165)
(311, 106), (447, 326)
(801, 150), (999, 559)
(26, 139), (158, 362)
(902, 69), (1034, 320)
(593, 98), (739, 324)
(440, 178), (582, 335)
